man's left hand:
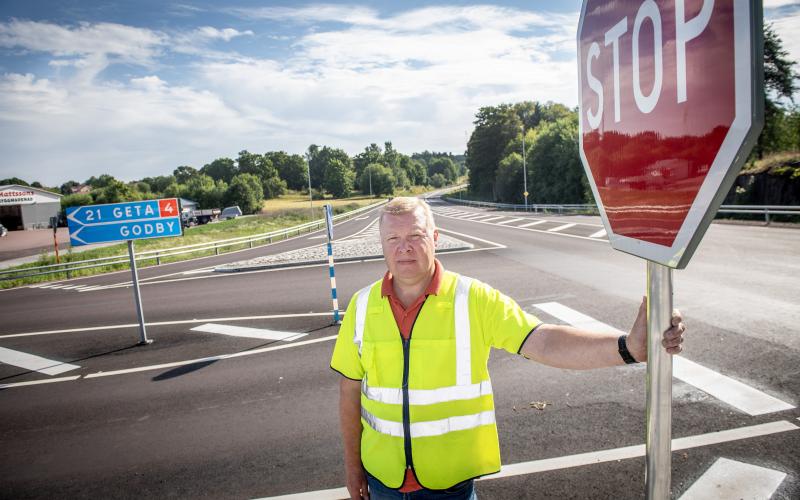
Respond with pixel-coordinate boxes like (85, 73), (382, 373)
(626, 297), (686, 362)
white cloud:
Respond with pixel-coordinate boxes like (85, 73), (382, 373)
(0, 5), (582, 184)
(763, 0), (800, 8)
(195, 26), (253, 41)
(0, 19), (165, 65)
(769, 12), (800, 71)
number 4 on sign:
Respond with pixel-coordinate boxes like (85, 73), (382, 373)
(159, 199), (178, 217)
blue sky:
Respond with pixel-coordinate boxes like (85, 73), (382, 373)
(1, 1), (798, 185)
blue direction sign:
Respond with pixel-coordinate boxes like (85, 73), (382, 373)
(67, 198), (183, 246)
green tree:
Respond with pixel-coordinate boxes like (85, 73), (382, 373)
(200, 158), (237, 184)
(60, 193), (93, 209)
(309, 146), (352, 191)
(495, 153), (524, 203)
(353, 143), (384, 185)
(59, 180), (79, 195)
(268, 151), (308, 190)
(173, 166), (198, 184)
(428, 157), (458, 183)
(140, 175), (176, 195)
(0, 177), (29, 186)
(466, 104), (522, 199)
(237, 150), (286, 199)
(528, 116), (589, 204)
(429, 173), (446, 188)
(226, 173), (264, 214)
(755, 24), (799, 158)
(92, 179), (136, 204)
(323, 158), (355, 198)
(85, 174), (117, 189)
(361, 163), (395, 196)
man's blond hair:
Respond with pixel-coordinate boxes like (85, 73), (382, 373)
(379, 197), (436, 232)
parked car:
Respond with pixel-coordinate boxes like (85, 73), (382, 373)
(220, 206), (242, 220)
(0, 223), (7, 237)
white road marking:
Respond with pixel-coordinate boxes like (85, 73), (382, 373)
(84, 334), (338, 379)
(436, 228), (507, 249)
(548, 223), (577, 232)
(496, 218), (523, 225)
(532, 302), (795, 416)
(678, 457), (787, 500)
(589, 229), (607, 238)
(0, 312), (336, 339)
(0, 347), (80, 375)
(182, 268), (213, 275)
(480, 216), (506, 223)
(256, 420), (799, 500)
(307, 235), (327, 239)
(190, 323), (308, 342)
(518, 220), (547, 228)
(435, 211), (607, 243)
(0, 375), (82, 390)
(673, 357), (795, 416)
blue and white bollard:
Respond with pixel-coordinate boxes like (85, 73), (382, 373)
(327, 240), (340, 324)
(324, 204), (340, 324)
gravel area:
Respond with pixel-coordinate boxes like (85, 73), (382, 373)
(215, 224), (473, 272)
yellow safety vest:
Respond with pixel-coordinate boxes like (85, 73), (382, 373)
(333, 271), (540, 490)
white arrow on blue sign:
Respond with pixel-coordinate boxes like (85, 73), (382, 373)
(67, 198), (183, 246)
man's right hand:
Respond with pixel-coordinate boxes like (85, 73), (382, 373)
(345, 464), (369, 499)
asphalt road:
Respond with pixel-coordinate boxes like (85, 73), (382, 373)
(0, 198), (798, 499)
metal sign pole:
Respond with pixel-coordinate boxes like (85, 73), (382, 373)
(645, 260), (673, 499)
(324, 205), (340, 324)
(127, 240), (152, 345)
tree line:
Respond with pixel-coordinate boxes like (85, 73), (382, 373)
(3, 145), (465, 215)
(466, 24), (799, 205)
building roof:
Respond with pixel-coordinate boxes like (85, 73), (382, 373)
(0, 184), (62, 198)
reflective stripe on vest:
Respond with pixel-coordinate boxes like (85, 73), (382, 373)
(362, 407), (496, 439)
(353, 283), (373, 356)
(356, 275), (493, 435)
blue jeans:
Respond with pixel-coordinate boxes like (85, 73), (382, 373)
(365, 472), (477, 500)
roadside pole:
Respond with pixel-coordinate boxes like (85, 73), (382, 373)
(127, 240), (152, 345)
(645, 262), (673, 498)
(324, 204), (340, 324)
(51, 217), (60, 264)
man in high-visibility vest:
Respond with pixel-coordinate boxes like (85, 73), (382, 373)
(330, 197), (686, 500)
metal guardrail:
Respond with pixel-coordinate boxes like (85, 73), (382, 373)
(442, 196), (800, 223)
(0, 200), (388, 282)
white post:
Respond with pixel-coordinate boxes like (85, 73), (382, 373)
(646, 261), (673, 499)
(522, 126), (528, 210)
(128, 240), (152, 345)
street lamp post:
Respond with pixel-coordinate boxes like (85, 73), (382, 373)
(522, 125), (529, 210)
(307, 159), (314, 220)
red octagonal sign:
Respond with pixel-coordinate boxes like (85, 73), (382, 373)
(578, 0), (763, 268)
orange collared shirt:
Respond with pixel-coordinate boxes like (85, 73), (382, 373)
(379, 259), (443, 491)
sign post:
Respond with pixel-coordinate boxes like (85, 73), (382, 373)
(577, 0), (763, 497)
(67, 198), (183, 345)
(324, 204), (340, 324)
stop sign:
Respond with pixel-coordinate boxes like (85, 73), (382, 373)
(577, 0), (763, 269)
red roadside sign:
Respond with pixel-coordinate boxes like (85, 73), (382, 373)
(577, 0), (763, 268)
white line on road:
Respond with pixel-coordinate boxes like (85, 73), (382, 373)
(257, 420), (799, 500)
(532, 302), (795, 416)
(84, 334), (338, 379)
(190, 323), (308, 342)
(436, 228), (507, 249)
(480, 216), (506, 223)
(677, 458), (787, 500)
(0, 312), (336, 339)
(548, 223), (577, 232)
(496, 218), (523, 225)
(435, 212), (607, 243)
(518, 220), (547, 228)
(0, 375), (82, 390)
(0, 347), (80, 375)
(589, 229), (607, 238)
(673, 357), (795, 415)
